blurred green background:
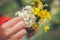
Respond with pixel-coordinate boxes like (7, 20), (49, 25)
(0, 0), (60, 40)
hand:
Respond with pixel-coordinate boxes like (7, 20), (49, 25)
(0, 17), (26, 40)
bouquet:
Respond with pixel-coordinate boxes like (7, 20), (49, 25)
(15, 0), (51, 38)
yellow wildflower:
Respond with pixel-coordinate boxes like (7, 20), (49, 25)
(37, 2), (43, 8)
(40, 10), (47, 16)
(37, 10), (51, 23)
(31, 1), (35, 5)
(38, 10), (46, 22)
(44, 25), (50, 32)
(40, 10), (51, 19)
(33, 7), (40, 15)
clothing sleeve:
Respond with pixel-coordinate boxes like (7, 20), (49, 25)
(0, 17), (11, 25)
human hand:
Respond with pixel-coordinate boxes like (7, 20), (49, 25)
(0, 17), (26, 40)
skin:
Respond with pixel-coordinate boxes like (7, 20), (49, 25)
(0, 17), (26, 40)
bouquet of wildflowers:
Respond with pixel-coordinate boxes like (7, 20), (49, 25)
(15, 0), (51, 38)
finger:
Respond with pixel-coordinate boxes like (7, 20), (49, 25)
(5, 21), (25, 37)
(8, 29), (26, 40)
(11, 29), (26, 39)
(6, 37), (23, 40)
(19, 38), (23, 40)
(2, 17), (23, 29)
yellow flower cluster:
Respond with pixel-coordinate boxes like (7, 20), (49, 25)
(31, 0), (51, 23)
(40, 10), (51, 23)
(33, 8), (51, 23)
(31, 0), (51, 32)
